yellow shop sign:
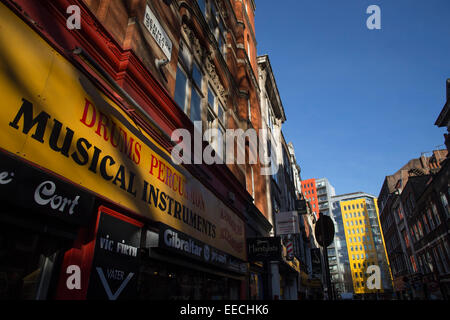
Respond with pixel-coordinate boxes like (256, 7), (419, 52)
(0, 3), (246, 260)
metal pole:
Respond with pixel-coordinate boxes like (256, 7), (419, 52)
(319, 212), (333, 300)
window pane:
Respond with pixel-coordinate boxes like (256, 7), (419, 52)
(217, 125), (225, 160)
(218, 18), (225, 34)
(192, 62), (202, 89)
(210, 0), (217, 18)
(431, 203), (441, 225)
(441, 193), (450, 218)
(198, 0), (206, 16)
(179, 42), (191, 71)
(206, 109), (215, 144)
(427, 208), (435, 229)
(190, 87), (202, 126)
(271, 149), (278, 182)
(218, 102), (225, 124)
(218, 34), (225, 55)
(174, 66), (188, 111)
(208, 86), (215, 108)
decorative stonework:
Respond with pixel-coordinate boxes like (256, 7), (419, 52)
(181, 23), (227, 101)
(206, 54), (227, 99)
(182, 22), (204, 60)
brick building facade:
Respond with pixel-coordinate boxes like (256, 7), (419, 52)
(0, 0), (278, 300)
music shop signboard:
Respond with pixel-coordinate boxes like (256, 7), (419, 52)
(0, 3), (246, 262)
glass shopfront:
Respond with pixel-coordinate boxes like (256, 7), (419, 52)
(0, 222), (70, 300)
(137, 259), (241, 300)
(0, 151), (95, 300)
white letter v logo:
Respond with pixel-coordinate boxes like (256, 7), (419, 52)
(96, 267), (134, 300)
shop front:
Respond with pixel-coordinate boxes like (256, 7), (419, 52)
(0, 151), (95, 300)
(247, 236), (301, 300)
(278, 256), (301, 300)
(0, 2), (247, 300)
(138, 224), (246, 300)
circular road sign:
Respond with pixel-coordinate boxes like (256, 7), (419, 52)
(315, 214), (335, 248)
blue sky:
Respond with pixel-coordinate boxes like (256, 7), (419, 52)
(255, 0), (450, 197)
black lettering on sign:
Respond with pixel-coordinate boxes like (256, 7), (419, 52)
(8, 98), (139, 200)
(9, 98), (50, 143)
(6, 97), (219, 240)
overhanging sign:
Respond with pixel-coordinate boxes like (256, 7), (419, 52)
(247, 237), (282, 261)
(276, 211), (300, 235)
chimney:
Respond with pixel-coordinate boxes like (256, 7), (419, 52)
(420, 153), (428, 170)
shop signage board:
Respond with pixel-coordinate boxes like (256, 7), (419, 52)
(158, 223), (247, 274)
(87, 208), (142, 300)
(247, 237), (282, 262)
(275, 211), (300, 235)
(295, 199), (307, 214)
(0, 151), (94, 226)
(0, 3), (245, 261)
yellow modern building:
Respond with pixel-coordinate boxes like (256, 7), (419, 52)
(339, 194), (393, 296)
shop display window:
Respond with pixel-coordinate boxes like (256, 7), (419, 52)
(0, 224), (67, 300)
(137, 260), (240, 300)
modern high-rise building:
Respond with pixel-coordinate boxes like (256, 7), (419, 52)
(316, 178), (336, 216)
(301, 179), (319, 219)
(332, 192), (393, 299)
(330, 197), (352, 297)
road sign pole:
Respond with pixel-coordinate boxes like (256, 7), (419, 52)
(318, 212), (333, 300)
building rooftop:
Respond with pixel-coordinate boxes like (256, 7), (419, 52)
(332, 192), (377, 200)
